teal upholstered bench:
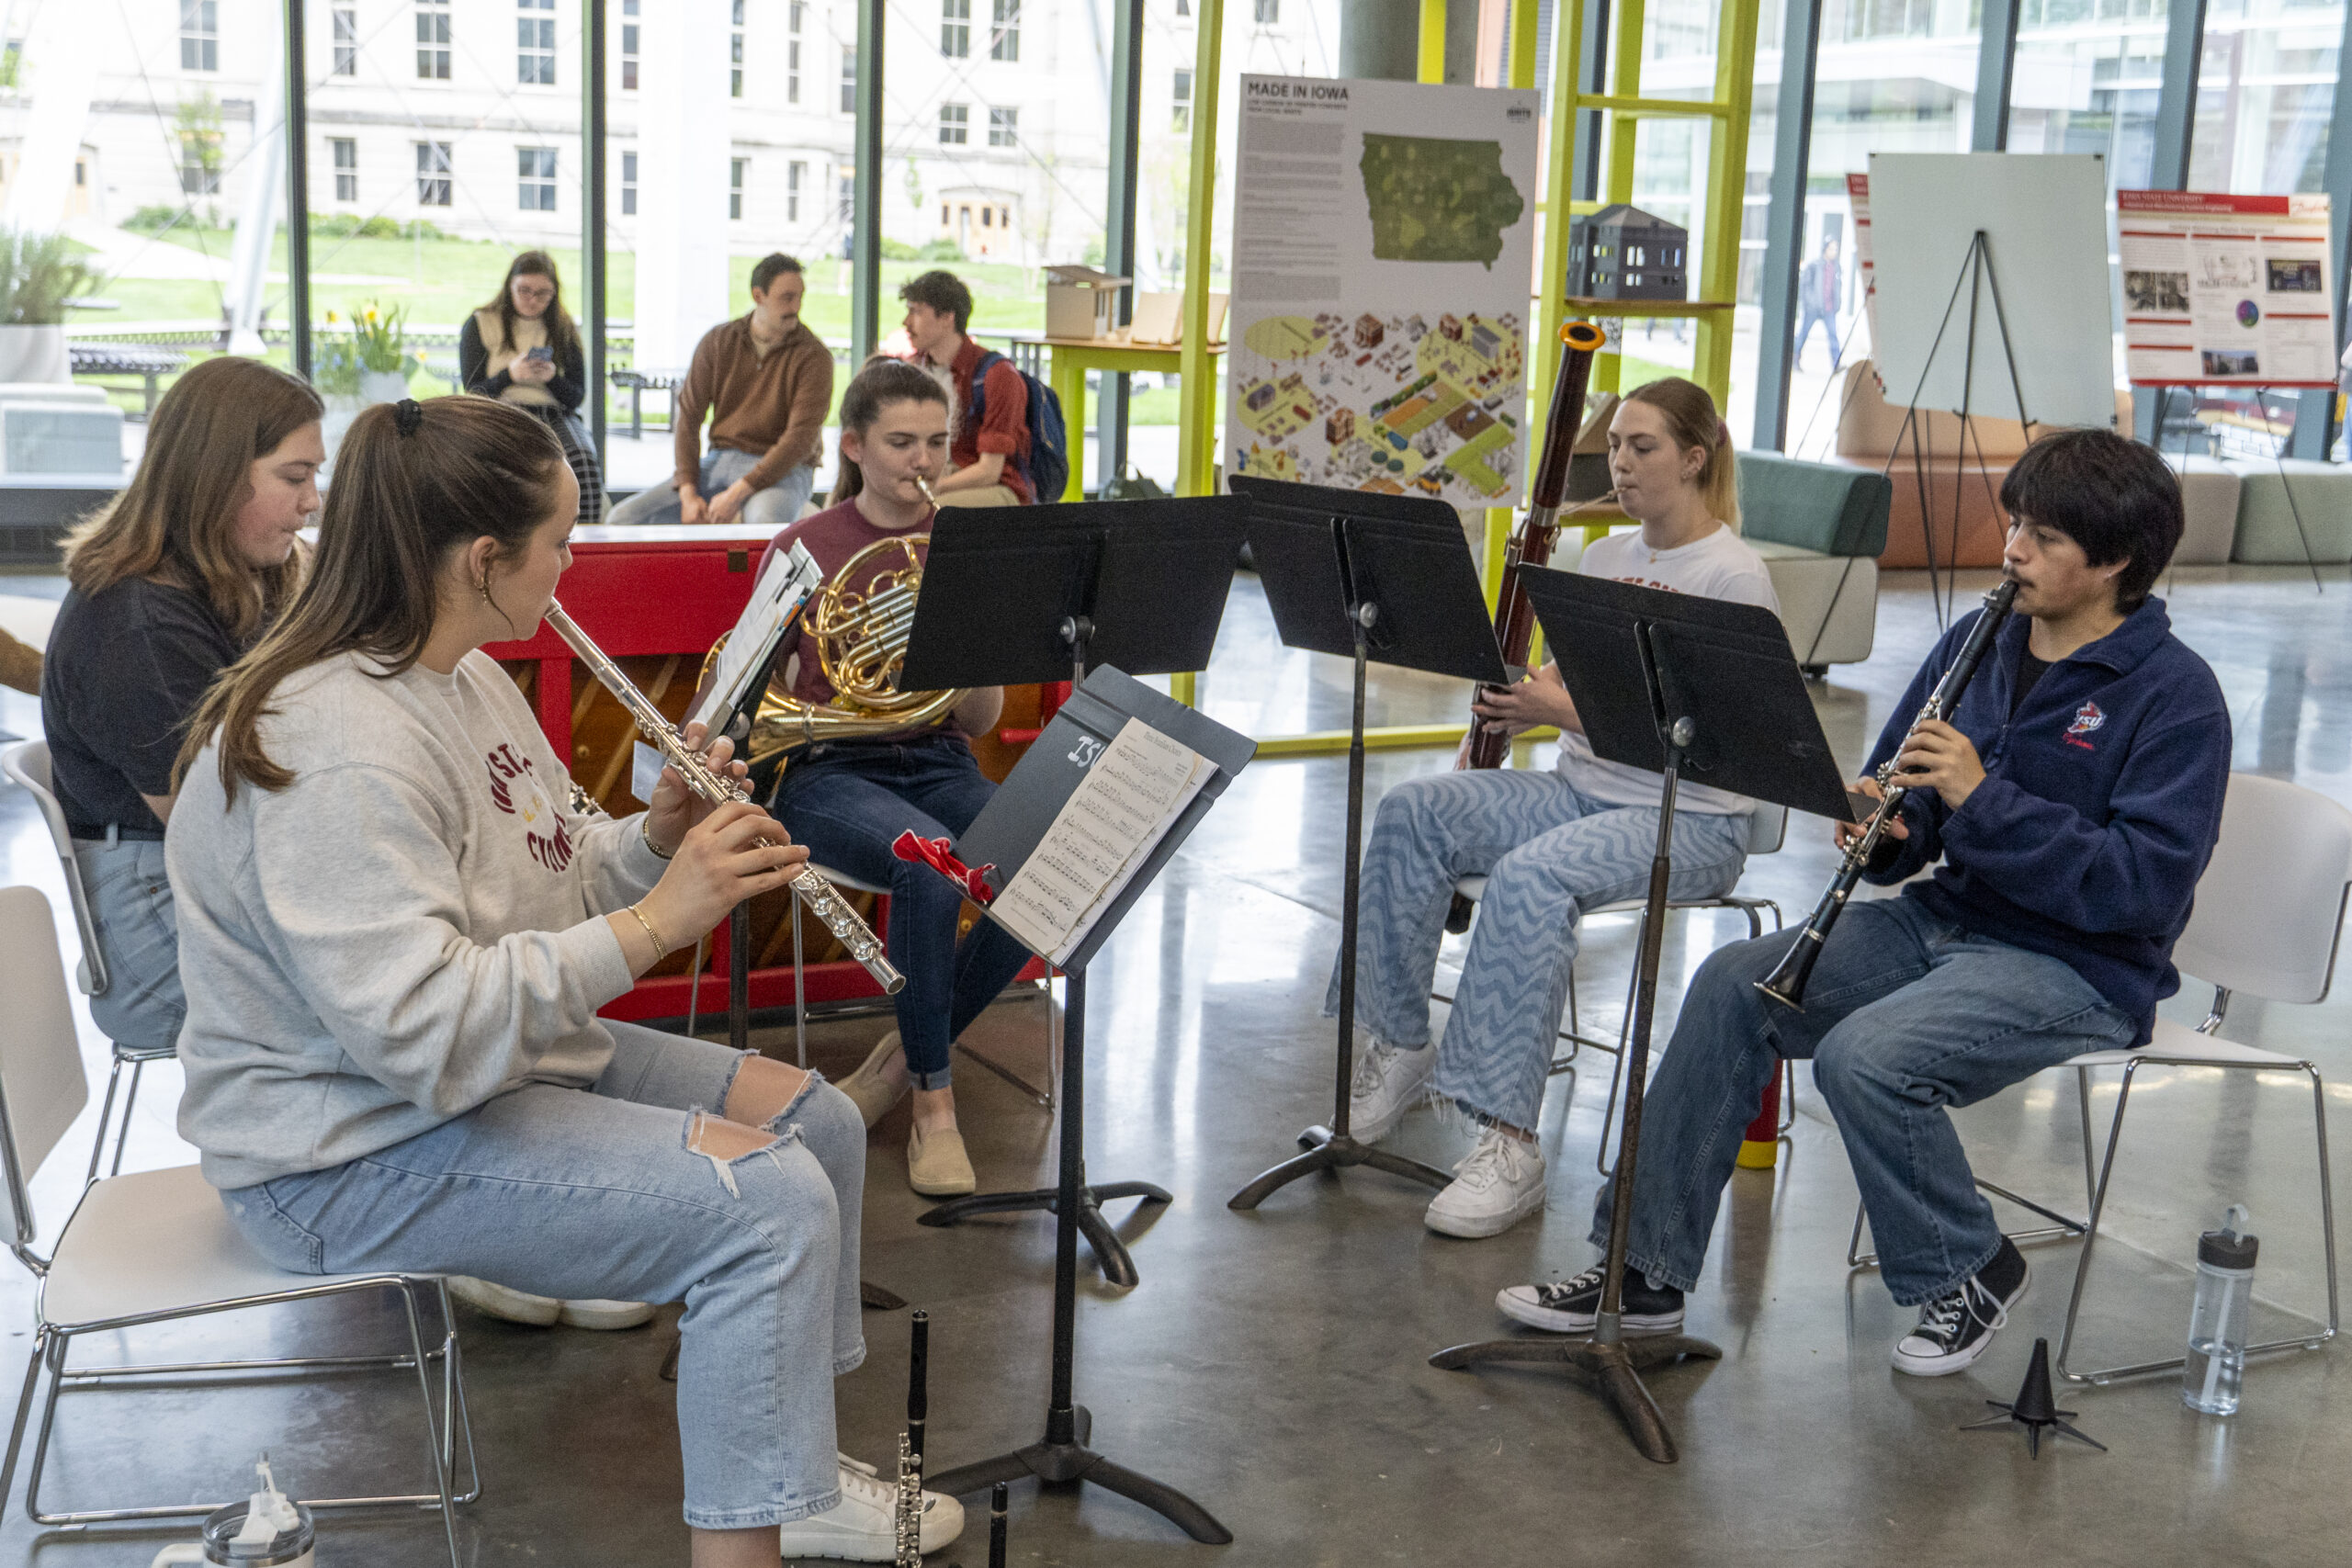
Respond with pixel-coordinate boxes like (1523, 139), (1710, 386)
(1736, 451), (1893, 672)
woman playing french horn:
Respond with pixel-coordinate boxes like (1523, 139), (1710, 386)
(754, 358), (1031, 1197)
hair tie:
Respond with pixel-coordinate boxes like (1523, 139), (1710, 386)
(393, 399), (424, 437)
(1716, 418), (1732, 449)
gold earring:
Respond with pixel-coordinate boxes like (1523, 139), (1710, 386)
(476, 577), (494, 604)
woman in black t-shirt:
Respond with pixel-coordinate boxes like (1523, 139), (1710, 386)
(460, 250), (603, 525)
(42, 356), (323, 1050)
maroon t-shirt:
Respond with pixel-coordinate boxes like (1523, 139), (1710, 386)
(757, 500), (933, 710)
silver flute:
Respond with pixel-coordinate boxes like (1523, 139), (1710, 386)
(541, 599), (907, 996)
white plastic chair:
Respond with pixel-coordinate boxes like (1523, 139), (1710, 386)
(0, 886), (476, 1557)
(1446, 802), (1792, 1169)
(1847, 773), (2345, 1388)
(0, 740), (169, 1184)
(792, 863), (1059, 1108)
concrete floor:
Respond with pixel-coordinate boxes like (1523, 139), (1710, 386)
(1, 561), (2349, 1566)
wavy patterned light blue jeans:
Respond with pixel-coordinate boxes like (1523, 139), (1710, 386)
(1327, 767), (1749, 1132)
(219, 1021), (865, 1531)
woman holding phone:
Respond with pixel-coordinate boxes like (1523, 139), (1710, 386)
(461, 250), (603, 525)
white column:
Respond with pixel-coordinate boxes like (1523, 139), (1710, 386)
(634, 0), (733, 372)
(0, 4), (102, 231)
(224, 21), (288, 357)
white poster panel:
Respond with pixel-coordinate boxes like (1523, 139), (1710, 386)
(1867, 152), (2118, 430)
(1227, 75), (1542, 507)
(2116, 190), (2335, 389)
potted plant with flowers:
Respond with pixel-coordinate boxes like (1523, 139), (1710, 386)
(0, 228), (96, 382)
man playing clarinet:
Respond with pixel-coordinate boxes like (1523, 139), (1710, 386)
(1499, 428), (2231, 1377)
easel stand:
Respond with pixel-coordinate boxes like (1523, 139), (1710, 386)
(1220, 479), (1508, 1212)
(1430, 569), (1860, 1464)
(1884, 229), (2032, 626)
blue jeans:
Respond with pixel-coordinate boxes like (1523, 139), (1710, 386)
(1593, 895), (2135, 1305)
(1328, 768), (1749, 1132)
(220, 1022), (865, 1530)
(769, 734), (1035, 1088)
(606, 446), (816, 527)
(74, 835), (185, 1052)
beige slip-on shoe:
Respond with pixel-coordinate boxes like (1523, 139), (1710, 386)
(837, 1030), (911, 1128)
(907, 1122), (978, 1197)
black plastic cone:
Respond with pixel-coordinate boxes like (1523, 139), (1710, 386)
(1960, 1337), (2107, 1457)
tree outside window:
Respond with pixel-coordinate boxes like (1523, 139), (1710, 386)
(175, 93), (223, 195)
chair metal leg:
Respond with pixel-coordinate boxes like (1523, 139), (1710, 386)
(398, 1284), (465, 1568)
(83, 1056), (125, 1188)
(108, 1057), (146, 1179)
(2059, 1059), (2341, 1385)
(0, 1328), (49, 1521)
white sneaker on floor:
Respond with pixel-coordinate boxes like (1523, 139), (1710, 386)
(1423, 1127), (1546, 1238)
(1347, 1040), (1434, 1144)
(776, 1455), (966, 1561)
(447, 1276), (655, 1331)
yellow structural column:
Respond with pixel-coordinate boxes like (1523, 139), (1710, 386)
(1418, 0), (1447, 81)
(1693, 0), (1760, 406)
(1170, 0), (1223, 708)
(1175, 0), (1223, 502)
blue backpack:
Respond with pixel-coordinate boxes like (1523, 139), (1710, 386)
(967, 350), (1070, 503)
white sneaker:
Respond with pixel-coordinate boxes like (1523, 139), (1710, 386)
(1424, 1127), (1546, 1238)
(1347, 1040), (1434, 1144)
(447, 1277), (656, 1331)
(776, 1455), (967, 1561)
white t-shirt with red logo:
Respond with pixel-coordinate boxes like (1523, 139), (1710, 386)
(1555, 523), (1781, 816)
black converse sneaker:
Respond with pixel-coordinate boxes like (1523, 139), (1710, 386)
(1496, 1264), (1685, 1336)
(1892, 1237), (2030, 1377)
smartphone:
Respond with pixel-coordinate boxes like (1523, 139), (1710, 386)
(522, 345), (554, 363)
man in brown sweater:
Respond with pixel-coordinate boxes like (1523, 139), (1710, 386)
(609, 253), (836, 526)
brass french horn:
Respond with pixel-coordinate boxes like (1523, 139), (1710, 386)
(722, 477), (967, 771)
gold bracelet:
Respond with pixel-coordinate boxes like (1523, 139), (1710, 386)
(640, 818), (675, 861)
(627, 903), (669, 961)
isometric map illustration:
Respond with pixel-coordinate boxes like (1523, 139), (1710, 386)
(1231, 308), (1525, 501)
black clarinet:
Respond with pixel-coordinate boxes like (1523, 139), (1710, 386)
(1756, 578), (2020, 1010)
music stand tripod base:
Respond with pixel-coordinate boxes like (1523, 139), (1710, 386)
(1227, 1124), (1451, 1210)
(916, 1175), (1171, 1291)
(1427, 1332), (1723, 1464)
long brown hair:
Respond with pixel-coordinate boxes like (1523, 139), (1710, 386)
(478, 249), (582, 367)
(828, 358), (950, 505)
(62, 356), (322, 637)
(1624, 377), (1740, 530)
(180, 396), (566, 802)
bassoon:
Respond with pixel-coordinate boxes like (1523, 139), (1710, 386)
(1443, 318), (1610, 932)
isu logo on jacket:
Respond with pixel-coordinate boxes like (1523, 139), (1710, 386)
(2064, 700), (2106, 750)
(485, 742), (577, 871)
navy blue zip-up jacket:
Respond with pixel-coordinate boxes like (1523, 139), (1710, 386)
(1864, 595), (2230, 1042)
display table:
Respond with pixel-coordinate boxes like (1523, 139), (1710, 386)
(999, 332), (1224, 499)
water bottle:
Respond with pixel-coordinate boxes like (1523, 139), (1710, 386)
(2184, 1203), (2257, 1416)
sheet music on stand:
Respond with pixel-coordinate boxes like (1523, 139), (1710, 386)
(988, 718), (1214, 966)
(688, 541), (824, 736)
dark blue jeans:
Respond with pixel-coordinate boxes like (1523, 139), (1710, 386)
(768, 735), (1034, 1087)
(1594, 895), (2133, 1305)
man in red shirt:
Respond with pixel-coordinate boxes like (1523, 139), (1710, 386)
(898, 270), (1031, 506)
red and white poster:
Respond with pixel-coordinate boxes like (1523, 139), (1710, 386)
(1848, 172), (1878, 352)
(2118, 190), (2335, 389)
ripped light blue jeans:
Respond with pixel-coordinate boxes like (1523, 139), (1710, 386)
(219, 1020), (865, 1531)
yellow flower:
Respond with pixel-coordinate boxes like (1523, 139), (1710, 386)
(325, 310), (340, 323)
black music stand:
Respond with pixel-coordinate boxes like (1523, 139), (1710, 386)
(917, 663), (1249, 1544)
(1428, 567), (1855, 1464)
(1222, 476), (1507, 1212)
(899, 494), (1250, 1292)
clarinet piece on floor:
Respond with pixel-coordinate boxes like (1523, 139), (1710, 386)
(989, 1481), (1008, 1568)
(896, 1310), (930, 1567)
(1960, 1337), (2106, 1458)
